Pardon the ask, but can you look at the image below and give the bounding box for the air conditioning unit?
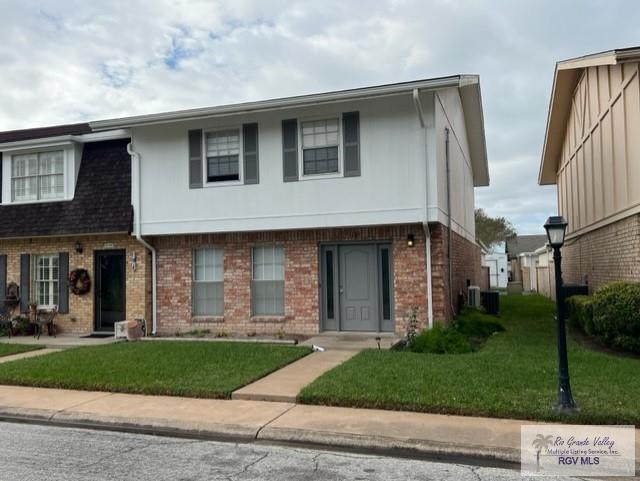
[468,286,481,308]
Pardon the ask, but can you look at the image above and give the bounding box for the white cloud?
[0,0,638,233]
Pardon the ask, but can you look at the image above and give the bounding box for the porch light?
[74,241,83,254]
[407,234,415,247]
[544,216,568,248]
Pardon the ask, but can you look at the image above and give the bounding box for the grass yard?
[0,341,310,398]
[0,343,43,358]
[299,295,640,424]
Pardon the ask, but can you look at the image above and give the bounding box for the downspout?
[445,127,454,316]
[413,88,434,329]
[127,142,157,335]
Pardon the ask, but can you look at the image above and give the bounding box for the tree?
[475,208,516,248]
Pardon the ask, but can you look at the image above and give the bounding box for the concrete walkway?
[0,385,638,467]
[0,348,61,364]
[232,350,357,402]
[0,335,117,349]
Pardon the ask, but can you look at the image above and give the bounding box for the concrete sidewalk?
[2,385,637,467]
[232,350,357,402]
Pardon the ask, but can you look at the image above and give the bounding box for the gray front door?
[339,244,378,331]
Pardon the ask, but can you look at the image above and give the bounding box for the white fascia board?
[90,76,470,130]
[0,129,131,152]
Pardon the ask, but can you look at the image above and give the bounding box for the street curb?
[0,407,521,469]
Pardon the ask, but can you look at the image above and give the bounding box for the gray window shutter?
[20,254,29,313]
[282,119,298,182]
[243,123,259,184]
[0,255,6,302]
[343,111,360,177]
[58,252,69,314]
[188,129,203,189]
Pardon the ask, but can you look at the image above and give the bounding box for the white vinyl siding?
[33,254,59,308]
[301,118,340,175]
[12,151,64,202]
[251,246,284,316]
[192,247,224,316]
[205,129,240,183]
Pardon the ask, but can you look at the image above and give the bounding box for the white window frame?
[202,126,243,187]
[298,114,343,180]
[8,148,68,204]
[192,247,224,317]
[32,254,59,309]
[251,245,285,317]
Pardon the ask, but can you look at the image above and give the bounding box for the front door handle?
[339,287,344,295]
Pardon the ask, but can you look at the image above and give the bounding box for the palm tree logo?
[532,434,554,472]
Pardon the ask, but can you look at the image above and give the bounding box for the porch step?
[232,350,357,403]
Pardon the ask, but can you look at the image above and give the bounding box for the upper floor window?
[301,118,340,175]
[206,129,240,183]
[12,151,64,202]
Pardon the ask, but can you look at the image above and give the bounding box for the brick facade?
[429,223,483,321]
[561,214,640,293]
[0,234,151,334]
[153,224,430,336]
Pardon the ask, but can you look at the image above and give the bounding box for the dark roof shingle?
[0,123,91,144]
[0,139,132,238]
[505,235,548,259]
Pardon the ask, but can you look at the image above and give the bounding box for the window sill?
[298,172,343,181]
[250,316,286,323]
[191,316,225,324]
[3,198,71,206]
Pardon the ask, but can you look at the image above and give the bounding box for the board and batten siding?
[556,61,640,237]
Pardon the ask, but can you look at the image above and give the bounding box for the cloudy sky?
[0,0,638,233]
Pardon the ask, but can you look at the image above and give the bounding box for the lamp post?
[544,216,577,412]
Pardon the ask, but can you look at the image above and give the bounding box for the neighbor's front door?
[94,250,126,332]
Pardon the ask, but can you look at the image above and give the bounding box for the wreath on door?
[69,268,91,295]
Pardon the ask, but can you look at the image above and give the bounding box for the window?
[12,151,64,202]
[192,248,224,316]
[206,129,240,182]
[33,254,59,307]
[252,246,284,316]
[301,118,340,175]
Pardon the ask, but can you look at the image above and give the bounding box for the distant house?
[539,47,640,292]
[505,235,547,290]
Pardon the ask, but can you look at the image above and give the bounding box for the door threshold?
[80,332,115,339]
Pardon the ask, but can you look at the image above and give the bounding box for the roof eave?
[90,76,467,130]
[459,79,490,187]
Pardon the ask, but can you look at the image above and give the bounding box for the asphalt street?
[0,421,580,480]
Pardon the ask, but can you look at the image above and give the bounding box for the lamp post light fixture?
[543,215,577,413]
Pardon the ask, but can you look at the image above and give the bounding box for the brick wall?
[152,224,429,336]
[0,234,150,334]
[561,214,640,293]
[429,223,482,322]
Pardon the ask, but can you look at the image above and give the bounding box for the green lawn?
[0,343,43,358]
[0,341,310,398]
[299,295,640,424]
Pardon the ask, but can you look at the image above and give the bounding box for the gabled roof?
[0,123,91,144]
[539,47,640,185]
[505,235,547,259]
[0,139,132,239]
[90,76,490,187]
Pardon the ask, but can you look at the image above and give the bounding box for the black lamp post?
[544,216,577,412]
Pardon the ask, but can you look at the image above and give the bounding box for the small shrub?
[405,306,419,345]
[13,316,34,336]
[566,295,594,334]
[408,324,473,354]
[591,281,640,353]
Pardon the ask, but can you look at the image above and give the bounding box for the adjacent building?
[1,76,489,336]
[539,47,640,292]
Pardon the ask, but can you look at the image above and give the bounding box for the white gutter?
[0,129,131,152]
[91,76,475,130]
[127,142,157,335]
[412,87,434,329]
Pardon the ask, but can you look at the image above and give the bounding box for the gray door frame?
[319,241,394,332]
